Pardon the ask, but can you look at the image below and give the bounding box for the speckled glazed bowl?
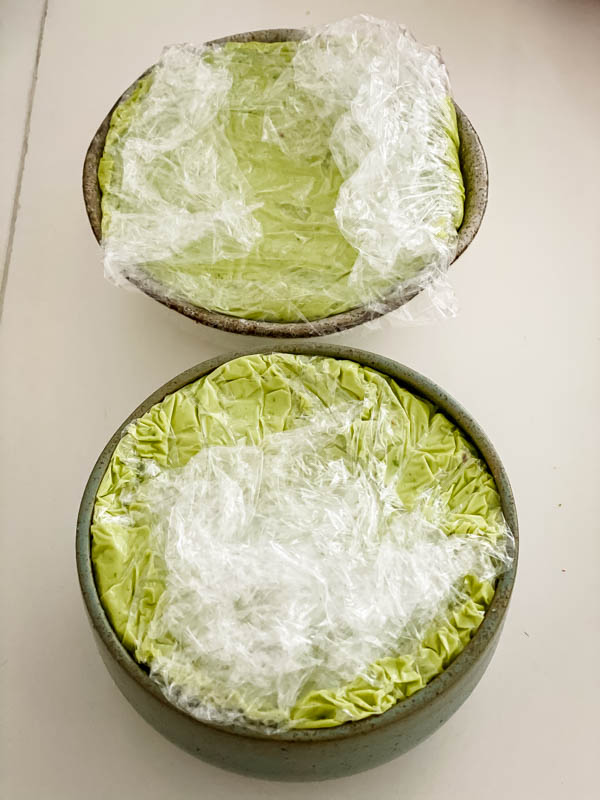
[76,344,517,781]
[82,28,488,338]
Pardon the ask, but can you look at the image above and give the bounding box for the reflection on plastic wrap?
[98,16,465,331]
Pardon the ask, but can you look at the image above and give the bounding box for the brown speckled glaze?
[82,29,488,337]
[76,345,518,781]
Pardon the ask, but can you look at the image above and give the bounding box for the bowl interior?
[76,344,517,743]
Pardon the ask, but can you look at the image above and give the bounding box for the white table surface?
[1,1,599,797]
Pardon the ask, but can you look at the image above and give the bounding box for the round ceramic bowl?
[76,344,517,781]
[83,28,488,338]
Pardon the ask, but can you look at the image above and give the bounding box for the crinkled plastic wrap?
[98,16,464,327]
[91,354,513,731]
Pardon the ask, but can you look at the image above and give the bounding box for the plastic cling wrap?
[91,354,513,731]
[98,16,465,326]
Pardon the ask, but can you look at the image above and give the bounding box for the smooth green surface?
[91,353,506,728]
[98,41,464,322]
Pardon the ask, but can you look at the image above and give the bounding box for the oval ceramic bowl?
[83,28,488,338]
[76,344,517,781]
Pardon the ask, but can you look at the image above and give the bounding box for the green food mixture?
[98,42,464,322]
[91,354,507,728]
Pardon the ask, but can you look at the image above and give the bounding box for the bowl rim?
[82,27,489,338]
[76,343,518,743]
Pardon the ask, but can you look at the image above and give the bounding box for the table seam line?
[0,0,50,323]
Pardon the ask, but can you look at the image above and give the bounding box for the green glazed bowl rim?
[76,344,518,743]
[82,27,489,339]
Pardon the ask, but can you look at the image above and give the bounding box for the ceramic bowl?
[82,28,488,338]
[76,344,517,781]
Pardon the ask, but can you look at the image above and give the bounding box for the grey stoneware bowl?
[76,344,518,782]
[82,28,489,338]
